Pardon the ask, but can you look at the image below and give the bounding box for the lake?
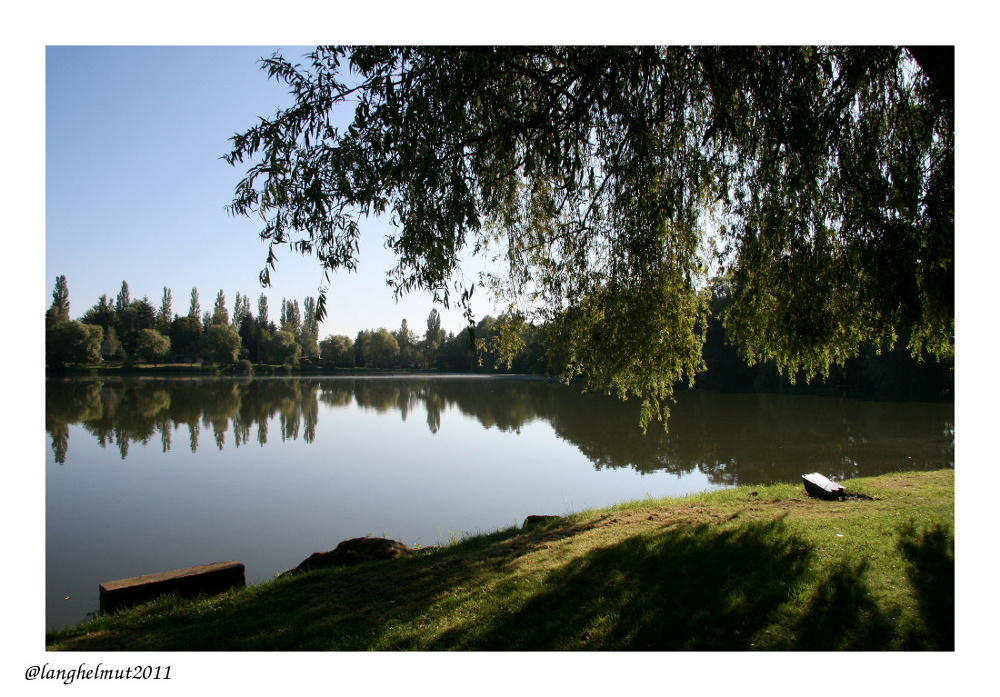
[45,375,954,630]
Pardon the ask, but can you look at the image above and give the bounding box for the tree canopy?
[136,328,171,366]
[201,323,242,365]
[263,329,301,365]
[226,46,953,428]
[46,321,103,368]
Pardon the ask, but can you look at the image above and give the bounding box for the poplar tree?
[233,291,250,327]
[425,309,445,348]
[280,298,302,333]
[46,275,71,327]
[115,280,130,317]
[212,290,229,325]
[300,296,319,357]
[302,296,319,338]
[257,293,270,329]
[158,287,173,332]
[189,287,201,319]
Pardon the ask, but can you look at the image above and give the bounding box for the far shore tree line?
[45,274,951,401]
[43,275,539,373]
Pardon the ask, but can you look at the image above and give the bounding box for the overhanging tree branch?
[225,45,953,429]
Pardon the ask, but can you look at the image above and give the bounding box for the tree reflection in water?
[46,376,953,486]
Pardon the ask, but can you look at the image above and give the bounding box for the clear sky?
[45,45,492,340]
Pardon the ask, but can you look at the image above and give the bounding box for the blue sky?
[46,45,490,340]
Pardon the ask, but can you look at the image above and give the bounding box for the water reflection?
[46,376,953,486]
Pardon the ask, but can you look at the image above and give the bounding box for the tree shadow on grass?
[53,520,812,651]
[433,516,817,650]
[773,558,897,650]
[895,520,954,650]
[434,515,915,650]
[49,514,949,651]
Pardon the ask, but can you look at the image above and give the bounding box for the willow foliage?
[225,46,953,429]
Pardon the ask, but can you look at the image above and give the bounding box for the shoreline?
[46,469,955,651]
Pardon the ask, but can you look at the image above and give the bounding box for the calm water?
[45,375,954,630]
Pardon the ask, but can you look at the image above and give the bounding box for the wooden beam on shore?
[99,561,245,614]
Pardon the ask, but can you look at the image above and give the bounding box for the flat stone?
[99,561,245,614]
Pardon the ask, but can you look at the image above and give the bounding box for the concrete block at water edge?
[99,560,245,614]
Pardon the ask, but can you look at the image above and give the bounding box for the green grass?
[46,470,954,651]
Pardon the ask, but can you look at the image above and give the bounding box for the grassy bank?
[46,470,954,651]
